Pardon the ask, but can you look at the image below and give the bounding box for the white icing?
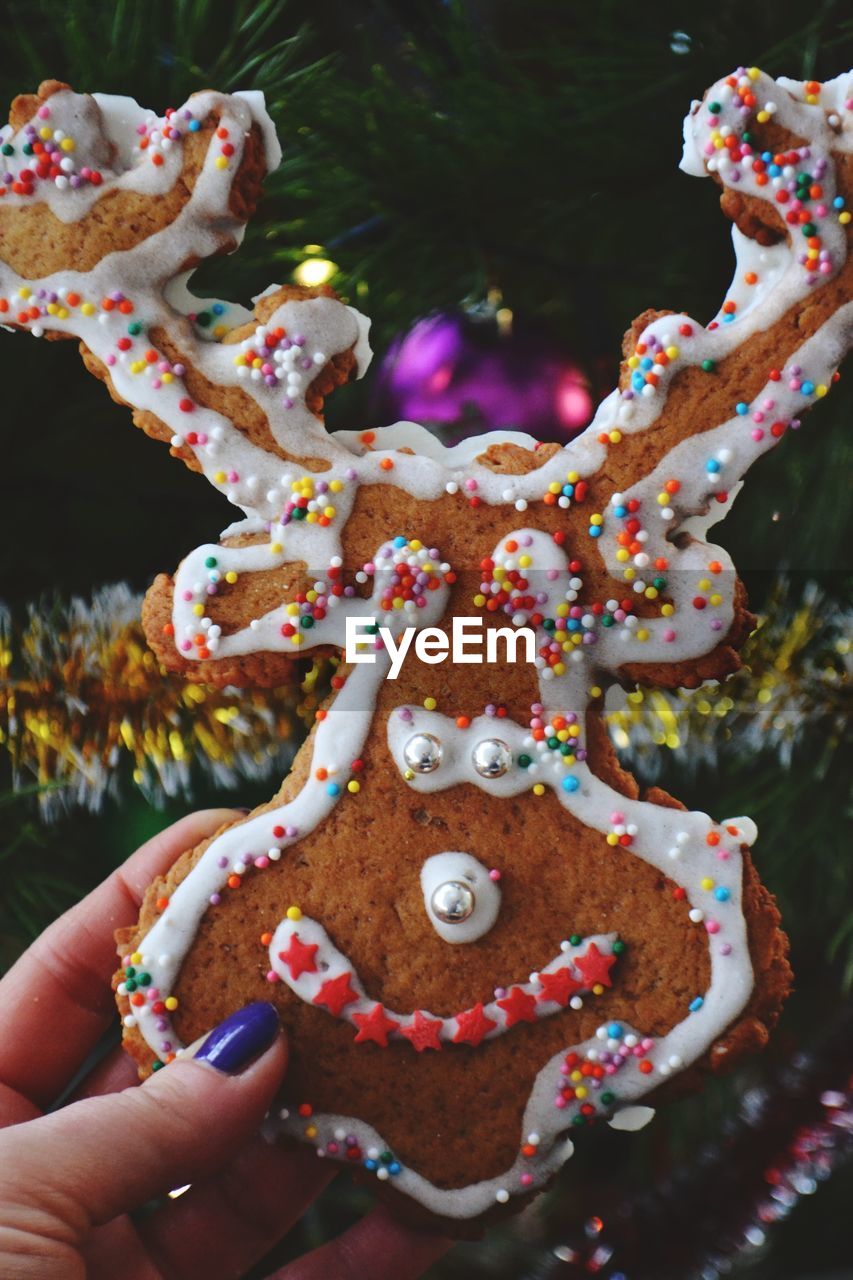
[420,851,502,944]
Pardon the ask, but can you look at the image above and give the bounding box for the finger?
[65,1045,139,1105]
[0,807,242,1112]
[271,1205,452,1280]
[138,1136,335,1278]
[0,1005,286,1230]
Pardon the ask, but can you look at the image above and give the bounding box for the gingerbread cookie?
[3,68,851,1230]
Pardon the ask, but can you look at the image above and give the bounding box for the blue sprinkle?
[567,618,580,632]
[801,380,815,395]
[833,196,845,209]
[326,782,341,797]
[761,151,772,163]
[631,372,645,391]
[607,1022,623,1039]
[714,887,731,902]
[393,535,407,548]
[614,505,627,518]
[389,1162,401,1175]
[188,118,201,132]
[212,302,225,315]
[364,1159,377,1171]
[562,484,574,497]
[767,162,780,176]
[705,459,720,473]
[588,526,602,538]
[689,996,704,1013]
[562,776,580,793]
[723,313,735,323]
[735,402,749,415]
[640,357,654,371]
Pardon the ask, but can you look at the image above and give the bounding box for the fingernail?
[236,806,252,814]
[195,1002,279,1073]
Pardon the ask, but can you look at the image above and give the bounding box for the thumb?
[4,1002,286,1229]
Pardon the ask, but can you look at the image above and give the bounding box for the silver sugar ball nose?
[430,879,475,924]
[471,737,512,778]
[403,732,443,773]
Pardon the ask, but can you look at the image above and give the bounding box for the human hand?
[0,810,451,1279]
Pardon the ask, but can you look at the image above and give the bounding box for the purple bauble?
[371,309,594,443]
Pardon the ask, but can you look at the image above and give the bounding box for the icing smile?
[269,911,621,1049]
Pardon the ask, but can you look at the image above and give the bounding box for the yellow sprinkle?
[533,783,545,796]
[225,570,238,584]
[665,345,679,359]
[39,127,52,140]
[636,628,649,642]
[590,513,603,526]
[162,372,173,383]
[286,602,298,616]
[330,479,343,492]
[81,302,95,315]
[816,384,828,397]
[839,211,851,225]
[644,587,658,600]
[473,594,486,608]
[747,66,760,80]
[756,110,770,123]
[60,137,75,152]
[606,833,619,846]
[616,548,629,563]
[657,492,670,506]
[518,554,532,568]
[165,996,179,1011]
[548,482,561,495]
[589,686,602,699]
[291,634,303,646]
[404,768,415,781]
[575,1086,588,1099]
[424,696,437,711]
[592,984,604,996]
[18,287,31,299]
[270,542,283,554]
[214,470,226,484]
[623,568,635,581]
[661,603,675,617]
[130,951,143,965]
[286,905,302,921]
[323,506,336,519]
[566,470,579,483]
[347,780,360,794]
[410,539,423,551]
[698,578,711,591]
[215,156,228,169]
[701,877,714,891]
[627,356,640,369]
[305,1124,318,1139]
[192,604,204,617]
[608,430,622,444]
[710,593,722,606]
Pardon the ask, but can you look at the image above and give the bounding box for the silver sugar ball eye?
[403,732,443,773]
[472,738,512,778]
[430,880,476,924]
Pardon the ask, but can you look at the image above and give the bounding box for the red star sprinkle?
[312,972,359,1016]
[496,986,538,1027]
[452,1002,497,1047]
[352,1003,400,1047]
[277,933,319,980]
[536,967,582,1006]
[399,1010,444,1052]
[575,942,617,989]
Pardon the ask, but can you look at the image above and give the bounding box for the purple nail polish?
[195,1002,279,1073]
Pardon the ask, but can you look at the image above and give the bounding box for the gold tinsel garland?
[0,581,848,818]
[0,585,325,818]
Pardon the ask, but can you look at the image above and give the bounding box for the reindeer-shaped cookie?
[1,69,850,1226]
